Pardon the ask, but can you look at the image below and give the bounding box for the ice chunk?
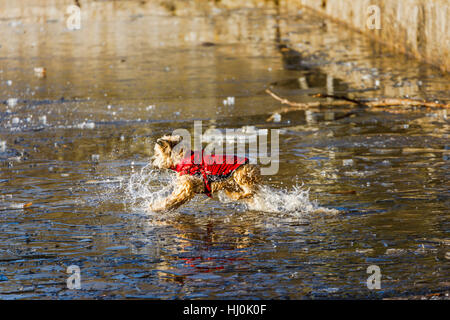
[39,115,47,125]
[7,98,18,107]
[343,159,354,166]
[91,154,100,162]
[272,113,281,122]
[34,67,46,78]
[86,122,95,129]
[77,121,95,129]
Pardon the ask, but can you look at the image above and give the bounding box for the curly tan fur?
[150,135,261,212]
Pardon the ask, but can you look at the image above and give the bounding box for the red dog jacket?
[170,151,249,197]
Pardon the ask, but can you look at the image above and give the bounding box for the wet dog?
[150,135,260,212]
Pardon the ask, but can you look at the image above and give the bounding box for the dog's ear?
[156,135,183,150]
[170,135,183,146]
[158,135,183,148]
[156,138,170,150]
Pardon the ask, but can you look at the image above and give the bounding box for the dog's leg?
[150,176,195,212]
[227,165,260,200]
[224,183,257,200]
[230,186,255,200]
[225,189,246,200]
[240,184,257,199]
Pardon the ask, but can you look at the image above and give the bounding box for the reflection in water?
[270,74,349,95]
[0,0,449,299]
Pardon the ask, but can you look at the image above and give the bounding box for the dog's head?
[152,134,186,169]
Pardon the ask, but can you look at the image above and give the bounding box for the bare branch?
[265,89,449,121]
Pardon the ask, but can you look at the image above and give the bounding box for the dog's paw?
[148,203,166,213]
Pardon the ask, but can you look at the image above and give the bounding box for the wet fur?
[150,135,261,212]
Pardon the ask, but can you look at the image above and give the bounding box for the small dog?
[150,135,261,212]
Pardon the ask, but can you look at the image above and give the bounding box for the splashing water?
[125,164,177,212]
[220,184,339,216]
[124,165,338,215]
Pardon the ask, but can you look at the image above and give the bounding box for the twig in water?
[265,89,449,121]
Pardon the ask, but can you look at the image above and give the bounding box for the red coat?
[171,151,249,197]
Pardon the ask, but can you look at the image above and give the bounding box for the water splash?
[125,164,177,212]
[222,184,339,216]
[124,165,338,216]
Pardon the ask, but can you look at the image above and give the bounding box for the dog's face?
[152,135,185,169]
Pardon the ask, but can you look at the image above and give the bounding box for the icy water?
[0,2,449,299]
